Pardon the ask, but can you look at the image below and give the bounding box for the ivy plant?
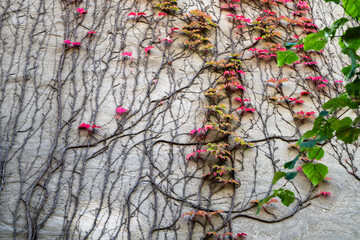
[258,0,360,214]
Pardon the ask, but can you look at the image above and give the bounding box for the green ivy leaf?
[317,127,334,140]
[285,42,299,50]
[322,93,350,112]
[299,139,318,149]
[342,64,359,80]
[303,18,348,51]
[336,126,360,143]
[343,0,360,19]
[319,110,329,117]
[348,100,360,109]
[328,18,349,40]
[285,171,298,181]
[341,117,353,126]
[341,27,360,50]
[257,188,296,213]
[284,153,301,169]
[324,0,340,4]
[276,50,299,66]
[272,172,286,184]
[256,193,275,215]
[353,116,360,126]
[331,117,353,132]
[302,163,328,186]
[276,189,295,207]
[340,47,360,81]
[331,119,341,131]
[312,116,327,134]
[303,31,328,51]
[345,77,360,97]
[307,146,325,160]
[301,130,316,140]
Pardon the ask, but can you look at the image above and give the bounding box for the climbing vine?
[0,0,359,239]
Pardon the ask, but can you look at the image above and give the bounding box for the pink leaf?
[122,51,132,57]
[144,46,154,53]
[204,125,213,130]
[116,106,128,114]
[319,191,331,197]
[63,39,71,45]
[162,37,173,43]
[237,70,245,75]
[170,27,180,32]
[72,42,81,47]
[237,233,247,238]
[88,31,97,36]
[300,91,310,96]
[78,123,90,130]
[76,8,87,15]
[189,129,198,135]
[116,106,128,119]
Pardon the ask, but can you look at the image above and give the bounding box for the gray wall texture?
[0,0,359,239]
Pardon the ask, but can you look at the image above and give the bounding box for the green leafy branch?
[258,0,360,214]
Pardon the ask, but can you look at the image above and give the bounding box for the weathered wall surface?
[0,0,359,239]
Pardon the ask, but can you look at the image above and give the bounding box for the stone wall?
[0,0,359,239]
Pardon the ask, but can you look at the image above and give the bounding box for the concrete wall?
[0,0,359,239]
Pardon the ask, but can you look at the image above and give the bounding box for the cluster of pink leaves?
[334,80,343,85]
[292,55,319,65]
[127,12,147,18]
[249,47,286,61]
[234,98,251,105]
[303,61,318,65]
[270,96,305,105]
[186,149,207,160]
[78,123,101,133]
[221,3,240,10]
[63,8,97,47]
[295,44,304,49]
[226,13,251,29]
[236,106,255,114]
[208,231,247,239]
[162,37,173,44]
[120,11,178,59]
[318,191,331,197]
[306,76,330,89]
[63,39,81,47]
[288,98,304,104]
[121,51,132,57]
[297,1,311,10]
[189,125,214,135]
[78,107,128,134]
[76,8,87,15]
[203,170,226,177]
[294,110,316,120]
[292,10,309,16]
[121,45,156,59]
[226,81,246,91]
[262,9,276,15]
